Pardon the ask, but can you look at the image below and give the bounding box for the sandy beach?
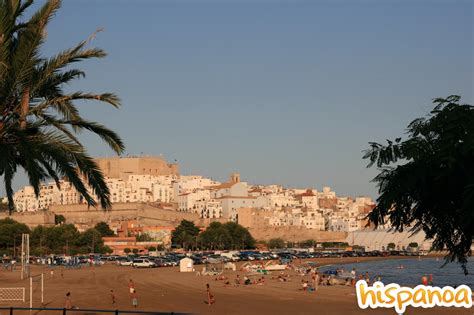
[0,257,470,315]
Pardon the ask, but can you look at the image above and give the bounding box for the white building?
[301,211,326,230]
[296,189,319,210]
[177,189,210,212]
[328,217,360,232]
[173,176,219,197]
[195,199,223,219]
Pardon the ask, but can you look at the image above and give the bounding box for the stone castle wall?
[0,211,55,228]
[49,203,199,229]
[95,156,179,178]
[237,207,347,242]
[249,227,347,242]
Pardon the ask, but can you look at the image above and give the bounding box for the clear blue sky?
[2,0,473,199]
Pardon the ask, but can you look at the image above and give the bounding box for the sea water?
[319,257,474,289]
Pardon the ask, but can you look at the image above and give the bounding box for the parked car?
[190,256,203,265]
[118,257,133,266]
[151,258,167,267]
[132,259,156,268]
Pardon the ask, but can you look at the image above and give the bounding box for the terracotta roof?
[206,182,236,190]
[299,189,315,197]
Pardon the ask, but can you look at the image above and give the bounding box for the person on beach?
[313,272,319,291]
[301,280,307,291]
[132,289,138,308]
[206,284,215,306]
[110,289,116,305]
[234,274,241,286]
[128,279,135,297]
[65,292,72,309]
[351,278,356,287]
[351,268,356,277]
[244,276,250,285]
[421,275,428,285]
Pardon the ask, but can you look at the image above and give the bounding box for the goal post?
[29,273,44,308]
[0,288,25,302]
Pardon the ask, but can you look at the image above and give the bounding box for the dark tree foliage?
[268,238,285,249]
[0,202,8,212]
[199,222,255,250]
[0,218,30,255]
[387,242,396,250]
[171,220,200,250]
[29,223,107,255]
[363,95,474,274]
[300,239,316,248]
[94,222,115,237]
[54,214,65,225]
[136,233,153,242]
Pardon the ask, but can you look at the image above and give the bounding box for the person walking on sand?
[110,289,116,305]
[131,289,138,308]
[206,284,215,306]
[65,292,72,309]
[128,279,135,297]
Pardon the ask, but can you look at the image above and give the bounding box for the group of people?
[271,271,292,282]
[356,271,382,285]
[65,279,139,310]
[215,273,268,287]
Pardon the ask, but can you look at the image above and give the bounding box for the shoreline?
[292,254,440,269]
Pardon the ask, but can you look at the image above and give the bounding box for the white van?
[221,252,240,261]
[132,259,155,268]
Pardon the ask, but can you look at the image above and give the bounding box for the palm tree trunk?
[19,87,30,129]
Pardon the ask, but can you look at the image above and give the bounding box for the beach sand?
[0,257,470,315]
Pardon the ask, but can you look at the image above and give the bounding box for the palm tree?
[0,0,124,214]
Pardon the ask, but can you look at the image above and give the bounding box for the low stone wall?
[49,203,200,228]
[248,226,347,242]
[0,211,55,228]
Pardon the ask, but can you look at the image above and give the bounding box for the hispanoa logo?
[355,280,472,314]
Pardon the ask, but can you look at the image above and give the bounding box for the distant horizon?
[1,0,472,200]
